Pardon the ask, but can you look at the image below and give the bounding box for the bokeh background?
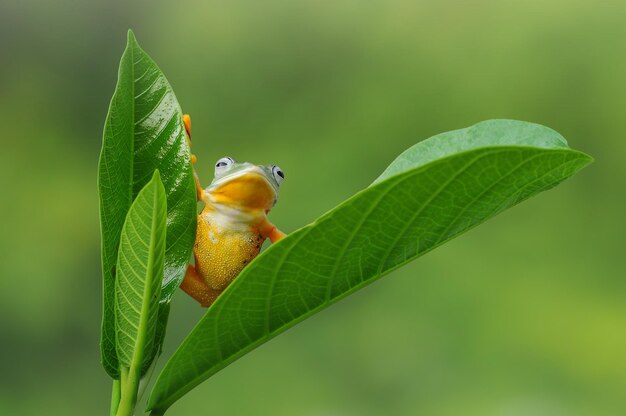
[1,0,625,414]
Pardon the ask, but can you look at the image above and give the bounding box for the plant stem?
[110,379,121,416]
[116,366,140,416]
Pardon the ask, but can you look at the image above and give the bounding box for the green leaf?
[147,120,592,413]
[98,30,197,378]
[115,170,166,373]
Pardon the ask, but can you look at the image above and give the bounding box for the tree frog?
[180,115,287,307]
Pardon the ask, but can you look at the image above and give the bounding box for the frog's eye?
[215,156,235,175]
[272,165,285,185]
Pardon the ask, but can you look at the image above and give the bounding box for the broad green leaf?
[148,120,592,413]
[115,170,166,372]
[98,30,196,378]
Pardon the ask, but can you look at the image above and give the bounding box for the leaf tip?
[126,29,143,52]
[580,153,595,171]
[150,169,167,198]
[127,29,137,44]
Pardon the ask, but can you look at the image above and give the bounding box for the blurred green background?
[1,0,624,414]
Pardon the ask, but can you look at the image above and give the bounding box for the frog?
[179,114,287,307]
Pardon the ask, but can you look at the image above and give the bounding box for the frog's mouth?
[208,170,278,211]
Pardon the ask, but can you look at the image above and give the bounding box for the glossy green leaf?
[115,170,166,373]
[98,31,196,378]
[147,120,592,413]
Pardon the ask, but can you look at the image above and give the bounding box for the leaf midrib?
[128,39,135,228]
[127,180,160,374]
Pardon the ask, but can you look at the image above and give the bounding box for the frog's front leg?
[259,218,287,243]
[179,264,222,307]
[182,114,205,202]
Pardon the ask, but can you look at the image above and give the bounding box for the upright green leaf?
[98,30,197,378]
[115,170,166,373]
[147,120,592,413]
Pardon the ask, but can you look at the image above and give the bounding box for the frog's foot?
[180,264,222,308]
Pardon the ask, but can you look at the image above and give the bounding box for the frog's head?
[206,157,284,212]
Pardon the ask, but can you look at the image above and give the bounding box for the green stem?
[116,366,140,416]
[110,379,121,416]
[149,410,165,416]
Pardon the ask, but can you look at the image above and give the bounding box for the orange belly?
[193,214,265,291]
